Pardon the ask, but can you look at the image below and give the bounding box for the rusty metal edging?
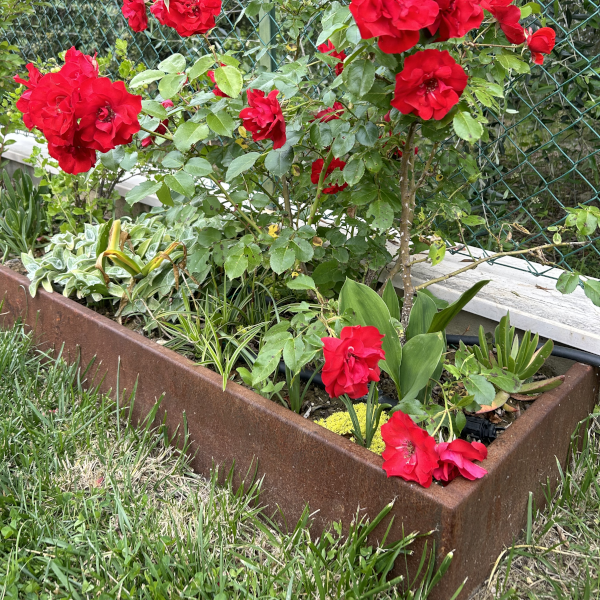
[0,265,597,599]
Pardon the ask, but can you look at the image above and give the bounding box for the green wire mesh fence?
[4,0,600,282]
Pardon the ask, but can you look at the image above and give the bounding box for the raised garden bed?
[1,264,597,599]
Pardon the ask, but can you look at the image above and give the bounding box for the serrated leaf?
[556,271,579,295]
[584,280,600,306]
[342,59,375,97]
[453,112,484,143]
[464,374,496,406]
[343,157,365,185]
[158,53,186,73]
[130,70,165,88]
[265,146,294,176]
[332,132,355,158]
[158,73,187,99]
[226,152,260,181]
[283,337,305,372]
[173,122,209,151]
[286,275,316,290]
[184,157,213,177]
[270,246,295,274]
[213,66,243,98]
[142,100,167,119]
[188,55,215,80]
[156,182,173,207]
[125,181,162,206]
[165,172,195,197]
[497,54,530,74]
[206,111,235,136]
[225,250,248,279]
[366,199,394,230]
[356,122,379,146]
[310,122,332,149]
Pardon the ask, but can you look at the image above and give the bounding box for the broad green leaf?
[184,157,213,177]
[206,111,235,136]
[428,280,490,333]
[453,112,484,143]
[99,147,124,171]
[465,374,496,406]
[366,199,394,230]
[343,157,365,185]
[286,275,316,290]
[283,337,306,372]
[270,246,296,274]
[196,227,222,247]
[173,122,209,151]
[226,152,260,181]
[142,100,167,119]
[225,250,248,279]
[291,238,314,262]
[130,70,165,88]
[162,151,184,168]
[188,55,215,80]
[158,73,187,99]
[382,280,400,322]
[120,151,138,171]
[356,122,379,147]
[407,291,437,340]
[265,146,294,176]
[428,241,446,266]
[310,122,332,149]
[342,59,375,97]
[497,54,530,74]
[156,182,174,207]
[158,53,186,73]
[339,278,401,389]
[399,333,445,402]
[165,172,195,198]
[125,181,161,206]
[251,334,291,386]
[332,132,355,158]
[213,66,243,98]
[556,271,579,295]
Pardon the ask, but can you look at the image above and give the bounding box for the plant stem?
[307,149,334,227]
[281,175,293,227]
[413,242,585,291]
[141,126,173,141]
[207,175,262,235]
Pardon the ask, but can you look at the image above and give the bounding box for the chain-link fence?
[5,0,600,282]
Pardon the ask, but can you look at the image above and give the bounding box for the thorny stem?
[413,242,586,291]
[281,175,293,227]
[141,126,173,141]
[307,149,334,227]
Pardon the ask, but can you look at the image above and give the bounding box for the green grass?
[0,323,457,599]
[473,413,600,600]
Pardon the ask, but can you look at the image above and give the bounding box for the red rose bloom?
[150,0,222,36]
[349,0,440,54]
[239,89,287,149]
[48,137,97,175]
[13,63,42,130]
[433,439,488,482]
[526,27,555,65]
[428,0,483,41]
[207,66,229,97]
[317,40,347,76]
[61,47,99,86]
[481,0,525,44]
[122,0,149,31]
[28,72,78,144]
[381,411,439,488]
[391,49,468,120]
[76,78,142,153]
[311,158,348,195]
[321,325,385,399]
[312,102,344,123]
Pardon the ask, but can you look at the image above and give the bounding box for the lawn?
[0,323,453,599]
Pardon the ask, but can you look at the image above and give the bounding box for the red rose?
[150,0,222,36]
[207,65,230,97]
[526,27,555,65]
[61,47,99,86]
[312,102,344,123]
[481,0,525,44]
[428,0,483,41]
[76,78,142,153]
[122,0,148,31]
[321,325,385,399]
[433,439,488,482]
[391,49,468,120]
[239,89,287,149]
[349,0,439,54]
[317,40,346,76]
[381,411,439,488]
[311,158,348,194]
[48,138,97,175]
[28,72,78,144]
[13,63,42,130]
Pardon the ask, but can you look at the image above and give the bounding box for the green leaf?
[226,152,260,182]
[184,157,213,177]
[283,337,306,372]
[173,122,209,151]
[286,275,316,290]
[130,69,165,88]
[225,250,248,279]
[366,199,394,230]
[464,374,496,406]
[497,54,530,74]
[99,147,125,171]
[156,182,173,206]
[213,66,243,98]
[453,112,484,143]
[332,132,355,158]
[270,247,296,274]
[356,122,379,147]
[265,146,294,176]
[339,278,402,390]
[584,280,600,307]
[251,334,291,386]
[125,181,162,206]
[188,55,215,80]
[399,333,445,402]
[343,157,365,185]
[428,280,490,334]
[382,280,400,322]
[196,227,222,247]
[158,53,186,73]
[342,59,375,97]
[142,100,167,119]
[428,241,446,266]
[556,272,579,295]
[310,122,332,150]
[162,151,184,168]
[158,73,187,99]
[164,172,195,198]
[407,292,437,340]
[206,111,235,137]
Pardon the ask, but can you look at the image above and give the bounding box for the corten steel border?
[0,265,597,599]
